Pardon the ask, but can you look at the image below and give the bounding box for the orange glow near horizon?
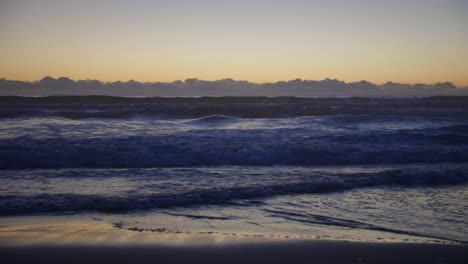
[1,0,468,87]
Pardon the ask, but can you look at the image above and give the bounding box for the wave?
[441,124,468,134]
[0,136,468,169]
[1,96,468,119]
[183,115,240,126]
[0,166,466,215]
[262,209,467,243]
[1,127,467,169]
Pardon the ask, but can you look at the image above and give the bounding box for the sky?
[1,0,468,86]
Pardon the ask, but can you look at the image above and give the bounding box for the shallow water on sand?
[1,165,466,243]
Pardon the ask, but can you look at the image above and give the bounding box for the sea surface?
[0,96,467,243]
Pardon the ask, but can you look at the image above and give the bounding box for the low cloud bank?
[1,77,467,97]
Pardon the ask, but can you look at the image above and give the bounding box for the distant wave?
[183,115,240,126]
[0,165,466,215]
[1,96,468,119]
[443,124,468,133]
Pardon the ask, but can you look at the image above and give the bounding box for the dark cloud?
[0,77,466,97]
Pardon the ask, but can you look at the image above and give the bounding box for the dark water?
[0,96,467,242]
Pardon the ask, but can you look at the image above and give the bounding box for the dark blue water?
[0,96,467,242]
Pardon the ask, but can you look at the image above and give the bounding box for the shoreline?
[1,214,467,263]
[0,213,462,247]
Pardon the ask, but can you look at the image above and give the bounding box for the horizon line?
[1,76,466,89]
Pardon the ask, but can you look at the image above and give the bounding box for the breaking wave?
[1,125,468,169]
[0,165,467,215]
[183,115,240,126]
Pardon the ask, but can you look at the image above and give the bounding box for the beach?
[1,215,467,264]
[1,214,467,264]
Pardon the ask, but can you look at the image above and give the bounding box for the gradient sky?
[1,0,468,85]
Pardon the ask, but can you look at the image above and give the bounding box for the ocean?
[0,96,467,243]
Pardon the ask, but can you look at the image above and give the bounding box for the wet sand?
[1,216,467,264]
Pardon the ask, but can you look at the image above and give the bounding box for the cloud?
[0,77,466,97]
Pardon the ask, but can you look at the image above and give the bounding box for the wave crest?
[0,165,466,215]
[184,115,239,126]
